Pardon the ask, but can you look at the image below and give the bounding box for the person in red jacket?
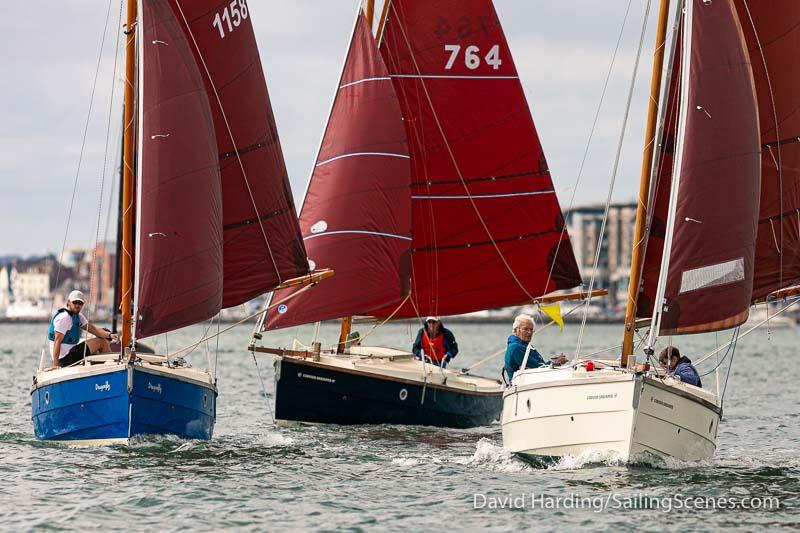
[412,317,458,368]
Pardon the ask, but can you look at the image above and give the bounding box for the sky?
[0,0,669,256]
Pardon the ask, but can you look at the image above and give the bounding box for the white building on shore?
[564,202,636,310]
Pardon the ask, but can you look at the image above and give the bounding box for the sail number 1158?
[212,0,249,39]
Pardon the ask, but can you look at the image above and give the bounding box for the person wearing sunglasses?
[46,290,118,370]
[412,316,459,368]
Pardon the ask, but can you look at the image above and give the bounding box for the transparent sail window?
[679,258,744,294]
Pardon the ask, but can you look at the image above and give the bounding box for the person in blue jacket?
[504,314,566,382]
[659,346,702,387]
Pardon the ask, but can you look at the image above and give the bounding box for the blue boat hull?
[274,356,502,428]
[32,364,216,443]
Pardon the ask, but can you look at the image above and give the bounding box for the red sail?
[373,0,581,318]
[266,14,412,330]
[636,24,683,320]
[654,0,760,335]
[734,1,800,300]
[169,1,308,308]
[135,0,223,338]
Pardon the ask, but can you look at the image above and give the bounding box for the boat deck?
[286,345,502,394]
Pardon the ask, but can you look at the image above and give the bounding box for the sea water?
[1,321,797,530]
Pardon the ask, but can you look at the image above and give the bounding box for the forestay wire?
[50,0,118,319]
[542,0,636,295]
[575,0,653,358]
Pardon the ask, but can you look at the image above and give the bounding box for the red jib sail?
[649,0,760,335]
[169,0,308,308]
[373,0,581,318]
[135,0,224,338]
[734,1,800,301]
[266,14,412,330]
[266,2,581,330]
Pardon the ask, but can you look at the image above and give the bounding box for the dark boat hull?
[274,356,502,428]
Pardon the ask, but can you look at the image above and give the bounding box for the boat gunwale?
[279,354,503,396]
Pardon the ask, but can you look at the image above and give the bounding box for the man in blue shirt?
[504,314,565,382]
[659,346,702,387]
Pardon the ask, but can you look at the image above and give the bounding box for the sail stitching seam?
[173,1,282,283]
[390,4,535,303]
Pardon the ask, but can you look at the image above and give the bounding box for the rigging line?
[741,0,783,292]
[120,24,137,311]
[167,281,319,358]
[543,0,637,295]
[50,0,117,320]
[251,350,275,423]
[214,315,220,381]
[385,21,441,315]
[311,293,412,351]
[407,294,445,391]
[720,327,739,405]
[698,327,737,378]
[90,0,126,313]
[693,295,800,367]
[628,34,681,320]
[576,0,653,358]
[390,6,533,303]
[465,300,587,373]
[173,2,282,283]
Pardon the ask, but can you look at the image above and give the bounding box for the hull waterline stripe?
[389,74,519,80]
[339,76,391,89]
[304,230,412,241]
[316,152,410,167]
[412,190,555,200]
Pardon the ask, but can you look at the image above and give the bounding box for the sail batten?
[134,0,224,338]
[265,13,413,331]
[374,0,581,319]
[266,1,581,331]
[133,0,308,339]
[170,0,308,309]
[735,0,800,301]
[643,0,761,337]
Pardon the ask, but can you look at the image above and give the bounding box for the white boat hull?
[502,366,721,463]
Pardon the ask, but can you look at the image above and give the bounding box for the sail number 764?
[444,44,502,70]
[212,0,249,39]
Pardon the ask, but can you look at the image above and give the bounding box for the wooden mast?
[621,0,672,366]
[120,0,137,349]
[365,0,375,28]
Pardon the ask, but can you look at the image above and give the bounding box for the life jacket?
[422,329,447,362]
[48,308,82,345]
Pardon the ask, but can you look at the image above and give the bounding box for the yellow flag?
[540,303,564,331]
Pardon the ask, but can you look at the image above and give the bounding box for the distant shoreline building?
[564,202,636,310]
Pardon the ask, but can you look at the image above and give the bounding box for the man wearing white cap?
[412,316,458,368]
[46,290,117,369]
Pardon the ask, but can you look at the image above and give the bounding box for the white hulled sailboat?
[503,0,800,462]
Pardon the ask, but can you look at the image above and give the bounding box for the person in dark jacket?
[412,317,458,368]
[504,314,566,382]
[659,346,702,387]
